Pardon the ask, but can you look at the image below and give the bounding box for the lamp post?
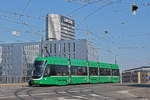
[114,54,122,84]
[115,55,118,64]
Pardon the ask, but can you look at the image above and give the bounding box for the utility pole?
[115,55,117,64]
[120,66,123,85]
[41,33,44,57]
[114,55,122,84]
[68,52,71,84]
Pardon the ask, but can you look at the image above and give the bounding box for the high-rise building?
[46,14,75,41]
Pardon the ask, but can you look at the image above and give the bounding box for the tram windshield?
[32,61,45,79]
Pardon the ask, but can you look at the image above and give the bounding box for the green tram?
[29,57,120,86]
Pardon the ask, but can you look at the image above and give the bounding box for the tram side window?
[71,66,87,76]
[105,68,111,76]
[44,64,69,76]
[50,65,56,76]
[100,68,104,76]
[100,68,111,76]
[55,65,69,76]
[112,69,120,76]
[71,66,78,75]
[89,67,98,76]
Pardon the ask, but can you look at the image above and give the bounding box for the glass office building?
[0,42,40,83]
[0,39,99,83]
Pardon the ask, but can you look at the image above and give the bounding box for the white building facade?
[46,14,75,41]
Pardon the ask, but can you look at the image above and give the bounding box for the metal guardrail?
[0,76,31,84]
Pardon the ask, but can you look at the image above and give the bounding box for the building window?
[58,44,61,56]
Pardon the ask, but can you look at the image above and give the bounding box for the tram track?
[67,86,109,100]
[13,84,123,100]
[82,84,123,100]
[14,87,42,100]
[53,84,124,100]
[14,86,60,100]
[1,83,149,100]
[14,87,29,100]
[90,89,122,100]
[26,88,41,100]
[53,84,119,100]
[12,84,137,100]
[54,85,87,100]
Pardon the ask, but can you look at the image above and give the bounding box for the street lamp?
[115,55,118,64]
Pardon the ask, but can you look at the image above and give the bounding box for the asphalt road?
[0,83,150,100]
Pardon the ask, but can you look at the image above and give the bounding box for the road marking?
[89,94,99,97]
[0,93,55,99]
[32,93,55,96]
[0,96,15,99]
[57,97,80,100]
[19,95,28,97]
[68,90,79,93]
[72,96,88,99]
[82,89,91,92]
[140,98,149,100]
[89,94,109,99]
[117,90,128,93]
[58,92,66,94]
[117,90,137,97]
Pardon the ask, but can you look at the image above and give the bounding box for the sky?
[0,0,150,70]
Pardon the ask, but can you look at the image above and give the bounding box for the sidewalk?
[0,83,28,87]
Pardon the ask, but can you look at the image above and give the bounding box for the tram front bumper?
[31,79,41,85]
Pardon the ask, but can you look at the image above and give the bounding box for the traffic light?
[132,4,138,15]
[104,30,108,34]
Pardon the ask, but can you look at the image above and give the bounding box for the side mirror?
[44,67,50,76]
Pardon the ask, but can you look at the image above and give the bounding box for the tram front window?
[32,61,45,79]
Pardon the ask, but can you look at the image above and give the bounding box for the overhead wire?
[76,27,115,54]
[67,0,149,54]
[67,0,104,16]
[72,0,145,54]
[67,0,121,49]
[0,16,28,26]
[0,9,44,21]
[21,0,32,15]
[0,7,45,35]
[83,0,121,20]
